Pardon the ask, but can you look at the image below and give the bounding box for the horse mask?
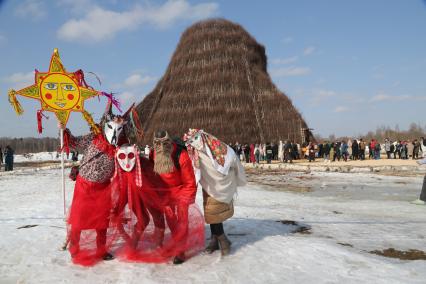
[102,102,134,146]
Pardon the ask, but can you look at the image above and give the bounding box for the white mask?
[104,117,125,146]
[187,132,204,151]
[116,145,137,172]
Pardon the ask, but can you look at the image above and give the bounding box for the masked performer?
[111,144,150,249]
[117,131,204,264]
[65,101,134,266]
[184,129,247,256]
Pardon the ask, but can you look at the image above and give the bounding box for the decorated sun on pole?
[8,48,103,133]
[7,48,112,217]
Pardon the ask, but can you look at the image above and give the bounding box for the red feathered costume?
[112,143,205,263]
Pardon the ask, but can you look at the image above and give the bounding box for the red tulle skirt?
[67,176,118,266]
[111,171,205,263]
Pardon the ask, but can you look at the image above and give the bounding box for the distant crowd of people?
[2,137,425,171]
[229,137,426,164]
[0,145,15,171]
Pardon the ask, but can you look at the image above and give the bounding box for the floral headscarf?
[183,129,234,175]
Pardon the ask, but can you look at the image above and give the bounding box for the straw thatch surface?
[136,18,312,144]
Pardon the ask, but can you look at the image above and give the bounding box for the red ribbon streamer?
[74,69,93,89]
[61,129,71,155]
[37,110,49,134]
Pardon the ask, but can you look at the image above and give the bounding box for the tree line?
[0,137,59,154]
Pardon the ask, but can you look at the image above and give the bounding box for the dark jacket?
[265,144,273,158]
[323,143,331,155]
[4,147,14,163]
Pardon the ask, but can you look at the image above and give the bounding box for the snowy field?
[13,152,81,164]
[0,168,426,283]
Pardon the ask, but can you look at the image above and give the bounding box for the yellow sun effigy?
[8,48,101,133]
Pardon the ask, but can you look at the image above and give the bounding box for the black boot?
[102,252,115,261]
[205,235,219,254]
[173,253,185,265]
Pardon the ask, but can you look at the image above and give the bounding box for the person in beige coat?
[184,129,247,256]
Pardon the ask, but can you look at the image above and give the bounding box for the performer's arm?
[65,129,93,151]
[178,151,197,204]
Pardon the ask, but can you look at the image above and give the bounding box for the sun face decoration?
[8,48,100,127]
[40,73,81,111]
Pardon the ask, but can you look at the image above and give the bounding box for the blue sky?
[0,0,425,138]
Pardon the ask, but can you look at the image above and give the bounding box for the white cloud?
[148,0,219,28]
[112,72,158,105]
[118,91,137,104]
[309,89,336,106]
[15,0,47,21]
[370,94,389,102]
[123,74,157,88]
[315,78,326,84]
[298,88,362,109]
[343,94,366,104]
[57,7,144,42]
[315,90,336,98]
[2,72,35,89]
[0,34,6,45]
[371,65,385,79]
[57,0,96,15]
[334,106,349,113]
[303,46,316,56]
[281,37,293,44]
[372,72,384,79]
[370,92,411,102]
[57,0,219,42]
[271,66,311,77]
[391,81,400,87]
[293,88,365,112]
[271,56,298,65]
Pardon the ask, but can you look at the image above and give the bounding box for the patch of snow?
[14,152,83,163]
[0,169,425,283]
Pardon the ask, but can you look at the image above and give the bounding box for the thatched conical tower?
[136,18,312,144]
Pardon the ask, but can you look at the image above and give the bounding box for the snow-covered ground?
[13,152,81,163]
[0,168,425,283]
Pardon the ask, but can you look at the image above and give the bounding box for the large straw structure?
[136,18,312,144]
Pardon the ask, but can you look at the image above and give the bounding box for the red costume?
[111,145,150,248]
[65,99,140,266]
[113,143,205,263]
[67,133,119,266]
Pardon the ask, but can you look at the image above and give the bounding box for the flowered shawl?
[183,129,235,176]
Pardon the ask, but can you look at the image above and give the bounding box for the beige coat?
[197,150,246,224]
[203,190,234,224]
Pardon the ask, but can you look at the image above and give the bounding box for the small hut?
[136,18,312,144]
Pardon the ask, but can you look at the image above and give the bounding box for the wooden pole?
[60,128,66,216]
